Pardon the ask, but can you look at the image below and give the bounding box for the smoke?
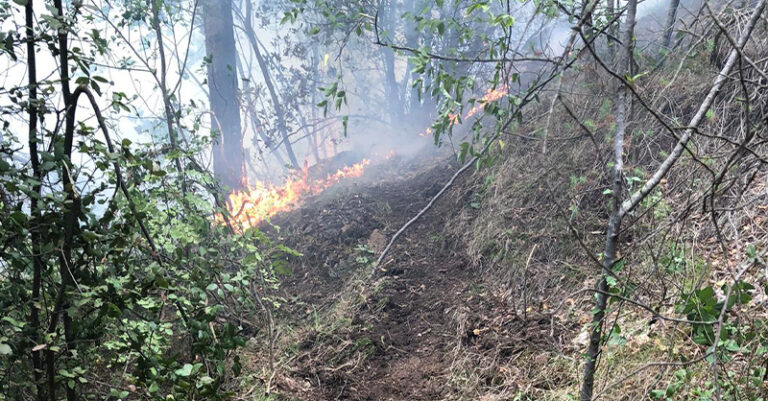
[245,0,704,181]
[637,0,669,18]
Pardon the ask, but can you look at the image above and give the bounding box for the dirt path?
[255,156,561,401]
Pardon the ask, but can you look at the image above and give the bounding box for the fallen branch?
[375,143,491,267]
[618,0,767,219]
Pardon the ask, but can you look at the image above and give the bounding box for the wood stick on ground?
[375,144,491,267]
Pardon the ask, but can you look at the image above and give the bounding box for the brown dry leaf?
[632,331,650,347]
[367,229,387,253]
[572,330,589,348]
[578,312,592,324]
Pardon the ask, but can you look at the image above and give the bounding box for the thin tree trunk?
[582,0,599,83]
[380,1,401,125]
[151,1,185,181]
[402,0,419,118]
[235,55,290,171]
[269,47,318,165]
[382,46,401,124]
[580,1,636,400]
[605,0,616,55]
[580,2,767,399]
[51,2,78,400]
[662,0,681,51]
[309,46,322,164]
[25,1,45,399]
[243,0,300,169]
[203,0,246,190]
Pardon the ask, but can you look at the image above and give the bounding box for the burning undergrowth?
[218,157,371,231]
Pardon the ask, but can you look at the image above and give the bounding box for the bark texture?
[662,0,681,50]
[580,1,636,399]
[204,0,245,190]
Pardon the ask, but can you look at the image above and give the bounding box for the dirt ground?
[248,155,568,401]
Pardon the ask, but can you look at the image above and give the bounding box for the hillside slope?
[239,136,768,401]
[235,154,580,401]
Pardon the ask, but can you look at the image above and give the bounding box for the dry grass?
[441,42,768,399]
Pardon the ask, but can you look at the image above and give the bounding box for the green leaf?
[0,343,11,355]
[175,363,194,377]
[273,260,293,276]
[198,375,214,386]
[746,243,757,259]
[466,2,490,15]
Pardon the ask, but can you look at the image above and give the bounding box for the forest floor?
[240,154,573,401]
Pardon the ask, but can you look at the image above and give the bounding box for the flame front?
[419,85,509,137]
[465,85,509,119]
[218,159,370,231]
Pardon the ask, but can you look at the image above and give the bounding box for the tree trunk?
[619,0,766,218]
[402,0,419,114]
[52,1,78,400]
[243,0,300,169]
[662,0,681,51]
[151,0,185,182]
[605,0,616,55]
[580,1,636,400]
[203,0,246,190]
[309,46,322,164]
[380,1,402,126]
[25,1,45,399]
[236,56,290,171]
[582,0,599,83]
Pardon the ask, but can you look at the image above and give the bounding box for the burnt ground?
[247,154,568,401]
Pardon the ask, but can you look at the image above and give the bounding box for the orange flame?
[465,85,509,119]
[418,85,509,137]
[218,159,370,231]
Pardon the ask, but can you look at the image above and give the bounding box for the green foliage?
[0,131,288,400]
[355,244,375,265]
[0,1,290,400]
[650,369,692,400]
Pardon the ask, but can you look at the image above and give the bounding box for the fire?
[465,85,509,118]
[418,85,509,137]
[218,159,370,231]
